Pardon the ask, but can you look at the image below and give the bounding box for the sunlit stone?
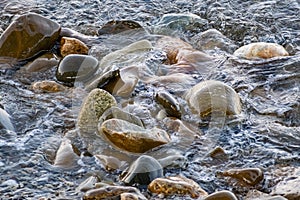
[234,42,289,59]
[221,167,264,186]
[32,80,66,93]
[203,190,238,200]
[60,36,89,57]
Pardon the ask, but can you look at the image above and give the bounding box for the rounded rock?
[185,80,242,118]
[203,190,238,200]
[234,42,289,59]
[221,167,264,186]
[56,54,98,84]
[98,20,143,35]
[60,36,89,57]
[32,80,66,93]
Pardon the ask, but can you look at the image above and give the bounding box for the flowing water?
[0,0,299,199]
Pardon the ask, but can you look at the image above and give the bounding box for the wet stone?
[234,42,289,59]
[98,106,144,128]
[99,119,170,153]
[120,155,163,185]
[60,36,89,57]
[148,176,208,198]
[220,167,264,186]
[94,154,124,171]
[76,176,99,192]
[185,80,242,118]
[83,185,146,200]
[155,90,181,118]
[53,139,79,169]
[98,20,143,35]
[245,189,288,200]
[56,54,98,84]
[25,54,58,72]
[203,190,238,200]
[31,80,66,93]
[77,88,117,132]
[0,107,14,131]
[0,13,60,61]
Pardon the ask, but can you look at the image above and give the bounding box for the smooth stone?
[148,176,208,198]
[156,36,193,64]
[203,190,238,200]
[31,80,66,93]
[246,189,288,200]
[76,176,99,192]
[98,106,144,128]
[192,29,237,53]
[0,13,60,61]
[53,139,79,169]
[120,155,163,185]
[185,80,242,118]
[94,154,125,171]
[157,154,187,169]
[0,107,14,131]
[120,192,142,200]
[271,169,300,200]
[99,119,170,153]
[233,42,289,59]
[208,146,228,160]
[83,185,146,200]
[154,13,208,35]
[77,88,117,132]
[155,90,181,118]
[221,167,264,186]
[60,36,89,57]
[25,54,58,72]
[56,54,98,84]
[98,20,143,35]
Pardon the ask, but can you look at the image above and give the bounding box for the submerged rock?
[60,36,89,57]
[0,107,14,131]
[220,167,264,186]
[0,13,60,61]
[148,176,208,198]
[53,139,79,169]
[25,54,58,72]
[94,154,125,171]
[56,54,98,84]
[120,155,163,185]
[32,80,66,93]
[155,90,181,118]
[98,20,143,35]
[99,119,170,153]
[185,80,242,118]
[203,190,238,200]
[245,189,288,200]
[76,176,99,192]
[234,42,289,59]
[83,185,147,200]
[77,88,117,132]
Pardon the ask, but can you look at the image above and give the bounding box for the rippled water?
[0,0,300,199]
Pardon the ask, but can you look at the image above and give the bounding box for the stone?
[233,42,289,59]
[76,176,99,192]
[77,88,117,132]
[120,155,163,185]
[0,13,60,61]
[271,169,300,200]
[245,189,288,200]
[98,20,143,35]
[185,80,242,118]
[155,90,181,118]
[25,54,58,72]
[203,190,238,200]
[60,36,89,57]
[0,107,14,131]
[148,176,208,198]
[157,154,187,169]
[192,29,237,53]
[94,154,124,171]
[53,139,79,169]
[31,80,66,93]
[98,106,144,127]
[99,119,170,153]
[56,54,98,84]
[221,167,264,186]
[83,185,146,200]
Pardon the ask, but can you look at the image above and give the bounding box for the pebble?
[60,36,89,57]
[157,154,187,169]
[148,176,208,198]
[185,80,242,118]
[31,80,66,93]
[53,138,79,169]
[233,42,289,59]
[25,54,59,72]
[121,155,163,185]
[83,185,147,200]
[155,90,181,118]
[94,154,125,171]
[0,13,60,61]
[99,119,170,153]
[98,20,143,35]
[56,54,99,84]
[77,88,117,132]
[245,189,288,200]
[0,107,14,131]
[220,167,264,186]
[203,190,238,200]
[76,176,99,192]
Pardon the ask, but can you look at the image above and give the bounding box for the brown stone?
[32,80,66,93]
[221,167,264,186]
[60,36,89,57]
[148,176,208,198]
[245,189,288,200]
[203,190,238,200]
[234,42,289,59]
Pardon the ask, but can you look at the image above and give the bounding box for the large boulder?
[0,13,61,61]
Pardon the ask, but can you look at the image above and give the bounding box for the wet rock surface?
[60,36,89,57]
[204,190,238,200]
[0,13,60,61]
